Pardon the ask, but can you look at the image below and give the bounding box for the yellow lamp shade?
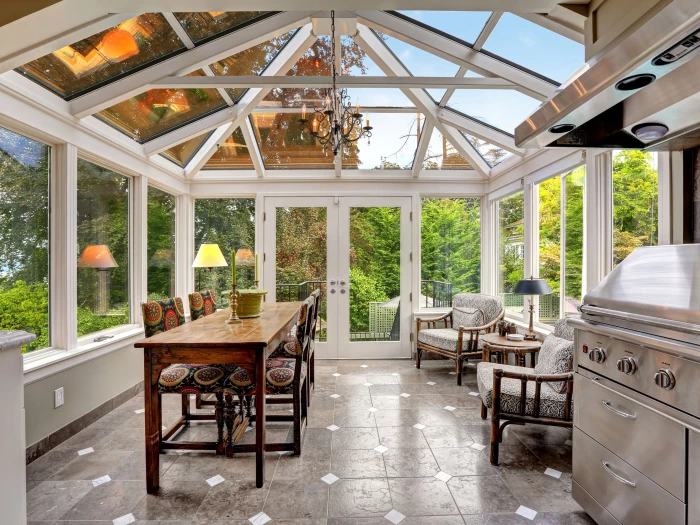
[235,248,255,266]
[78,245,118,269]
[193,244,227,268]
[100,28,140,62]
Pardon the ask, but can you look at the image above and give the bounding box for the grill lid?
[582,245,700,344]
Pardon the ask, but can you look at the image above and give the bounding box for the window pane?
[18,14,186,99]
[421,198,481,308]
[147,187,176,300]
[396,11,492,45]
[423,128,472,170]
[498,192,524,316]
[445,91,541,134]
[160,132,211,167]
[342,36,383,76]
[462,133,512,167]
[381,34,460,77]
[564,167,585,315]
[0,128,50,352]
[77,159,129,337]
[613,150,658,266]
[483,13,584,83]
[96,69,227,142]
[538,176,561,324]
[194,198,256,307]
[174,12,268,44]
[205,127,254,169]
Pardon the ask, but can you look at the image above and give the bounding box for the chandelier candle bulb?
[302,104,307,121]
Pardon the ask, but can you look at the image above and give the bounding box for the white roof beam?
[252,106,417,114]
[519,13,584,44]
[240,117,266,178]
[438,67,467,108]
[412,122,434,178]
[69,11,316,118]
[437,108,525,156]
[355,10,557,101]
[353,24,490,178]
[183,124,231,179]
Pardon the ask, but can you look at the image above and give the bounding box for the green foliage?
[147,187,176,298]
[349,267,389,332]
[0,280,49,352]
[498,192,525,293]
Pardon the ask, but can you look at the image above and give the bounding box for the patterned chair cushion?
[452,293,504,329]
[477,362,571,420]
[158,363,227,394]
[534,335,574,393]
[270,337,297,359]
[222,358,308,396]
[552,317,576,341]
[417,328,485,353]
[142,297,185,338]
[189,290,217,321]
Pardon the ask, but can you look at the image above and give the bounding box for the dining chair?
[188,290,219,410]
[141,297,229,454]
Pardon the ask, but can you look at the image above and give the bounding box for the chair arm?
[416,311,453,332]
[492,368,574,420]
[456,311,503,354]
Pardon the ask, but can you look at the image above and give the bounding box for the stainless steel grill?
[570,244,700,525]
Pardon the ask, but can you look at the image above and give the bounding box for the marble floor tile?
[59,480,147,521]
[383,449,440,478]
[331,449,386,479]
[502,473,581,513]
[193,480,269,521]
[388,477,460,516]
[26,480,94,522]
[448,475,520,515]
[377,426,429,449]
[432,448,496,477]
[264,479,329,519]
[422,426,474,449]
[331,427,380,450]
[50,450,132,481]
[328,479,393,518]
[132,479,210,520]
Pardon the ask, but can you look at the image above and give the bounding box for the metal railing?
[420,280,453,308]
[276,280,326,302]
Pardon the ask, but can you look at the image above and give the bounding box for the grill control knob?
[588,347,607,364]
[616,357,637,375]
[654,369,676,390]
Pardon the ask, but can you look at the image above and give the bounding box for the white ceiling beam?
[437,108,525,156]
[240,117,266,178]
[355,10,558,101]
[69,11,316,118]
[438,67,467,108]
[183,124,231,179]
[519,13,584,44]
[252,106,417,114]
[150,75,516,89]
[353,24,490,178]
[412,122,433,178]
[183,26,319,177]
[473,12,502,51]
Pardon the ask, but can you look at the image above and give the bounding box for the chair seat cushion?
[269,337,297,359]
[222,358,307,396]
[158,363,226,394]
[476,362,571,420]
[534,335,574,393]
[417,328,484,353]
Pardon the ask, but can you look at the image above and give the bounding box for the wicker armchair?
[415,293,504,385]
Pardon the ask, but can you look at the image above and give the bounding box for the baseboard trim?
[26,381,143,464]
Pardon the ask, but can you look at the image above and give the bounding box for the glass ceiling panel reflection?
[445,90,541,134]
[343,112,424,170]
[396,11,492,45]
[380,33,460,77]
[209,31,295,102]
[95,69,227,142]
[341,36,383,76]
[251,112,334,170]
[17,14,186,100]
[160,132,211,167]
[483,13,584,83]
[423,127,473,170]
[173,12,269,45]
[462,132,512,167]
[204,127,253,169]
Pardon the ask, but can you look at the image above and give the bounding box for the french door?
[263,196,412,359]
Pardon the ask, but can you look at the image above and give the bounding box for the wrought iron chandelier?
[298,10,372,156]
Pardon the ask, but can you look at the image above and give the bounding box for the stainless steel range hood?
[515,0,700,150]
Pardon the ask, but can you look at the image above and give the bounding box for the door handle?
[330,280,337,285]
[601,461,636,487]
[602,400,636,420]
[340,280,346,285]
[340,288,346,294]
[330,288,336,294]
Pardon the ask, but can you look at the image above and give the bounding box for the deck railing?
[420,280,453,308]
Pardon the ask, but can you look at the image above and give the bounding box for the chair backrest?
[452,293,504,328]
[141,297,185,338]
[189,290,217,321]
[309,288,321,339]
[553,316,576,341]
[289,295,315,356]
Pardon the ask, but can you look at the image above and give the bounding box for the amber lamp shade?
[192,244,227,269]
[101,28,140,62]
[235,248,255,266]
[78,245,118,270]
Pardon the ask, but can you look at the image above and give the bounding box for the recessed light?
[631,123,669,141]
[549,124,575,133]
[615,74,656,91]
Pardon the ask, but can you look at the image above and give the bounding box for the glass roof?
[423,128,473,170]
[396,11,493,45]
[204,127,253,169]
[17,14,186,100]
[344,112,424,169]
[444,90,542,134]
[160,132,212,167]
[341,36,382,76]
[96,69,228,142]
[381,34,461,77]
[173,12,269,45]
[483,13,584,83]
[462,132,512,167]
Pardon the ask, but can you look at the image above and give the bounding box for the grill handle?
[602,461,637,487]
[602,400,637,420]
[580,305,700,336]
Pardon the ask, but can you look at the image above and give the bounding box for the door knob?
[340,280,346,285]
[330,288,336,294]
[330,280,337,285]
[340,288,346,294]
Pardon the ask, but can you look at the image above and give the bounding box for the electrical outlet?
[54,387,64,408]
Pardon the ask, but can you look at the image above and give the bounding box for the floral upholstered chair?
[477,317,576,465]
[415,293,505,385]
[189,290,217,321]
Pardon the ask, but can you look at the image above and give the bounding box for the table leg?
[255,350,266,488]
[144,352,164,494]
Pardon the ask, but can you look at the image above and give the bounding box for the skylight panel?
[341,36,384,76]
[173,12,269,45]
[381,34,460,77]
[396,11,492,45]
[344,89,414,108]
[160,132,212,167]
[16,14,186,100]
[204,127,254,169]
[483,13,584,83]
[445,90,541,134]
[462,132,512,167]
[422,128,473,170]
[95,69,227,142]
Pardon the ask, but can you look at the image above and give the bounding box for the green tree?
[147,187,176,299]
[349,267,389,332]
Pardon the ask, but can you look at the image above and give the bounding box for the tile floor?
[26,359,593,525]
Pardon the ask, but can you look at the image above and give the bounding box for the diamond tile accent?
[134,409,145,414]
[330,394,341,399]
[249,512,272,525]
[426,381,436,385]
[471,443,487,451]
[92,475,111,487]
[516,506,538,520]
[206,474,225,486]
[399,393,411,398]
[321,473,340,485]
[468,391,480,397]
[113,514,136,525]
[384,509,406,524]
[544,468,562,479]
[78,447,94,456]
[363,383,374,387]
[391,373,400,377]
[413,423,427,430]
[374,445,389,454]
[448,371,457,375]
[467,362,477,367]
[368,407,379,413]
[444,406,456,411]
[332,373,341,377]
[361,365,369,368]
[434,471,452,482]
[327,424,340,431]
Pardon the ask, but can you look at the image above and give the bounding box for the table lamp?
[78,244,118,270]
[192,244,227,290]
[513,276,553,340]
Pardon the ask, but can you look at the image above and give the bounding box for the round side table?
[481,333,542,368]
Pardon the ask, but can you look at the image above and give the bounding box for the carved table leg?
[215,392,225,455]
[144,351,165,494]
[224,392,235,457]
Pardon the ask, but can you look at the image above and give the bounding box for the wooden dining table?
[135,301,301,492]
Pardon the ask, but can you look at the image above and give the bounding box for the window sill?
[23,325,143,385]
